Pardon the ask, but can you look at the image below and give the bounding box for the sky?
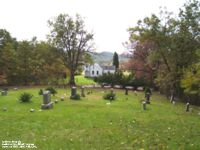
[0,0,186,53]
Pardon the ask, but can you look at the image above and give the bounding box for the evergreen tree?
[113,52,119,69]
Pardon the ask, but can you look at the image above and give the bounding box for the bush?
[70,94,81,100]
[38,89,43,95]
[145,87,152,94]
[45,87,57,96]
[19,92,33,103]
[103,92,116,101]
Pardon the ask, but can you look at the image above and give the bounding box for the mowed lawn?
[0,88,200,150]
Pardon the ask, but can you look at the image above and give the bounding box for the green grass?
[75,75,96,86]
[61,75,96,86]
[0,88,200,150]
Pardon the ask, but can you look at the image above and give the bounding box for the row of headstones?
[169,90,191,112]
[41,86,86,110]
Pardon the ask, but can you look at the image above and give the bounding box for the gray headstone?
[1,91,7,96]
[125,88,128,95]
[186,103,190,112]
[30,108,35,112]
[142,101,146,110]
[14,87,18,91]
[81,86,85,97]
[145,93,151,104]
[43,91,51,104]
[71,87,77,97]
[170,95,174,103]
[110,88,114,94]
[60,97,64,101]
[41,91,53,109]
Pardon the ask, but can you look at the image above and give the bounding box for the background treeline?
[95,72,147,89]
[125,0,200,105]
[0,30,68,85]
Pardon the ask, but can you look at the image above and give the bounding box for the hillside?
[90,51,130,65]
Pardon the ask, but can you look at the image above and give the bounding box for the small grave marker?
[41,91,53,109]
[30,108,35,112]
[186,103,190,112]
[125,88,128,95]
[60,97,64,101]
[1,91,7,96]
[70,87,77,99]
[81,86,85,97]
[142,101,146,110]
[145,93,151,104]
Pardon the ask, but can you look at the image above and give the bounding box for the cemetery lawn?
[0,88,200,150]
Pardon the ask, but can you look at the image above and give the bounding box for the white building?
[84,63,115,77]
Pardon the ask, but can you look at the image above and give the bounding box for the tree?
[127,0,200,97]
[0,29,17,85]
[48,14,93,86]
[113,52,119,69]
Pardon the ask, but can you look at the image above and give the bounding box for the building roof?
[101,65,116,70]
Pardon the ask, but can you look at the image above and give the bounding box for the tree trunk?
[69,70,75,86]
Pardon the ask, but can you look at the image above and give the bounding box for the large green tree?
[48,14,93,86]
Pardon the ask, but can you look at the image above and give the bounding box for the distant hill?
[90,51,130,65]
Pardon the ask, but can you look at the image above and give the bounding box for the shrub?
[38,89,43,95]
[45,87,57,96]
[103,92,116,101]
[19,92,33,103]
[145,87,152,94]
[70,94,81,100]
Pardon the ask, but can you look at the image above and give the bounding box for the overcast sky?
[0,0,186,53]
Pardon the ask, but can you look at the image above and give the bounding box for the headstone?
[1,91,7,96]
[70,87,77,99]
[134,90,137,96]
[145,92,151,104]
[14,87,18,91]
[125,88,128,95]
[186,103,190,112]
[110,88,114,94]
[60,97,64,101]
[30,108,35,112]
[41,91,53,109]
[170,90,175,103]
[81,86,85,97]
[142,101,146,110]
[170,95,175,103]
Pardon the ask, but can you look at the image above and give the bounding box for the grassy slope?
[0,88,200,150]
[63,75,96,86]
[75,75,96,86]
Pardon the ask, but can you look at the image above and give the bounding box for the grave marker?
[145,93,151,104]
[70,87,77,99]
[125,88,128,95]
[81,86,85,97]
[1,91,7,96]
[41,91,53,109]
[143,101,146,110]
[186,103,190,112]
